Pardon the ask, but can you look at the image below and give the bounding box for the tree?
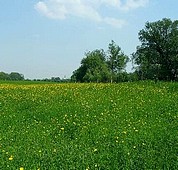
[71,49,110,82]
[107,40,129,82]
[0,72,10,80]
[71,41,129,83]
[51,77,61,82]
[9,72,24,80]
[132,18,178,81]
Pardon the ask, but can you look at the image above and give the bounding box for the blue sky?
[0,0,178,79]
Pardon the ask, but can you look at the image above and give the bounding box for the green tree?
[132,18,178,81]
[9,72,24,80]
[71,49,110,82]
[0,72,10,80]
[51,77,61,82]
[107,40,129,82]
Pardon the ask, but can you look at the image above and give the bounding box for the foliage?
[71,49,110,82]
[0,72,24,81]
[0,72,10,80]
[0,82,177,169]
[71,41,129,83]
[132,18,178,81]
[9,72,24,81]
[107,40,129,82]
[35,77,61,82]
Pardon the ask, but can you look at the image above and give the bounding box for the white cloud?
[35,1,67,20]
[35,0,102,21]
[104,17,127,28]
[119,0,149,11]
[35,0,149,27]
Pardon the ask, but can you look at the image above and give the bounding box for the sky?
[0,0,178,79]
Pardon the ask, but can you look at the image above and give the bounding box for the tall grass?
[0,82,177,169]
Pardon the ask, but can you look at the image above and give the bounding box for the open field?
[0,81,177,169]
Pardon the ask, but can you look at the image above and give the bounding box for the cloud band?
[35,0,149,28]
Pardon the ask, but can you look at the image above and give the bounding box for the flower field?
[0,82,177,169]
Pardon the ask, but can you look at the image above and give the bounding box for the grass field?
[0,81,177,169]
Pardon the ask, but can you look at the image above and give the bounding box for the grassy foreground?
[0,81,177,169]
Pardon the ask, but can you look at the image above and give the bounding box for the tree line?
[71,40,129,83]
[71,18,178,82]
[1,18,178,82]
[0,72,24,81]
[0,72,69,82]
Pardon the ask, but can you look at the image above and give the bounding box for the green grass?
[0,82,177,169]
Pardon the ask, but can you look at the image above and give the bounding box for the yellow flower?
[61,128,64,130]
[20,167,24,170]
[9,155,13,160]
[93,148,97,152]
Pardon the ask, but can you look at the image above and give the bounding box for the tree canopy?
[132,18,178,81]
[71,41,129,83]
[107,40,129,82]
[0,72,24,81]
[71,49,110,82]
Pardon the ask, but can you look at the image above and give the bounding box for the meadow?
[0,81,177,169]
